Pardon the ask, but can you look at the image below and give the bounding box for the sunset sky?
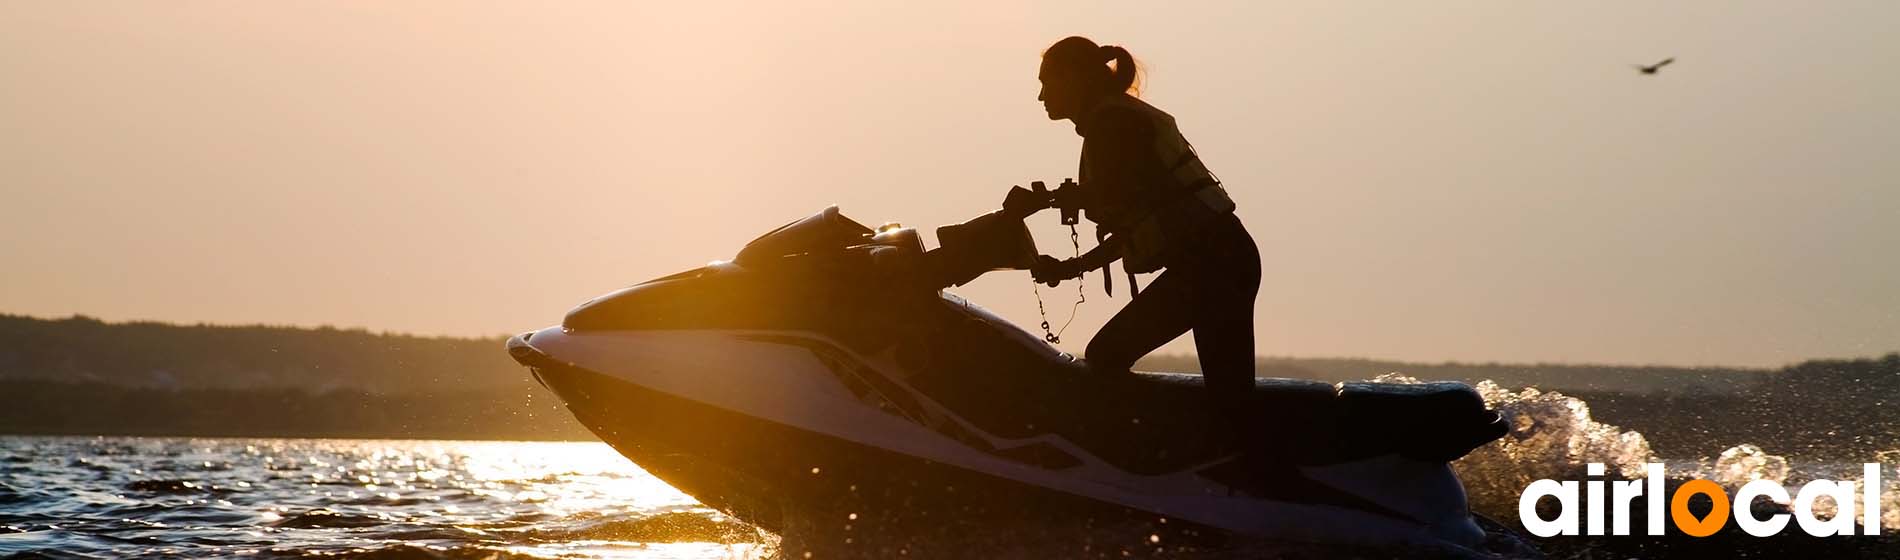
[4,2,1895,367]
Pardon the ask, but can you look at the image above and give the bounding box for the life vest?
[1077,94,1236,275]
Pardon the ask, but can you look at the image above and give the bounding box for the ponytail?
[1100,45,1140,95]
[1044,36,1143,96]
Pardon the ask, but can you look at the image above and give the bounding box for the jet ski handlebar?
[733,206,1041,290]
[1002,178,1081,225]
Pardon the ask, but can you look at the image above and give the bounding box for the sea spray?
[1375,373,1900,532]
[1705,444,1790,487]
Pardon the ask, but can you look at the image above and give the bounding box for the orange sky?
[3,2,1896,367]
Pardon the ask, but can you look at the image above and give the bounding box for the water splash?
[1704,444,1791,487]
[1370,373,1900,531]
[1720,448,1900,531]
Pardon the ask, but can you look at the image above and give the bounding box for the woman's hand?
[1031,255,1084,287]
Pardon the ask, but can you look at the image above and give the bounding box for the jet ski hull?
[510,327,1490,550]
[526,354,1225,555]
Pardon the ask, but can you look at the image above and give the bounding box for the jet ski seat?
[1055,367,1508,473]
[1334,381,1509,463]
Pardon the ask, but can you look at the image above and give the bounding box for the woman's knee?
[1085,336,1138,374]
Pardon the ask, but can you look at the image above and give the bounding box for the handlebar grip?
[1057,178,1080,225]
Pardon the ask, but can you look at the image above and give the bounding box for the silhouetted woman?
[1007,36,1262,433]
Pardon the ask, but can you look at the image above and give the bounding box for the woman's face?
[1037,60,1082,121]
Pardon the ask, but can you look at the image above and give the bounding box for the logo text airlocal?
[1518,463,1883,537]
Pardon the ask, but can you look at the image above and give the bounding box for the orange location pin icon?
[1670,479,1731,537]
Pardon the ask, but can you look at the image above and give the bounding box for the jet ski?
[507,206,1511,555]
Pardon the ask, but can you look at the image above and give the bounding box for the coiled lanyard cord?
[1033,224,1087,344]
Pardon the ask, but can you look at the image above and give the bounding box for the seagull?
[1634,57,1675,75]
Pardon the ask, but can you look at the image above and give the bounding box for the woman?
[1009,36,1262,428]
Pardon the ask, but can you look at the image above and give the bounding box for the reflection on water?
[0,436,774,559]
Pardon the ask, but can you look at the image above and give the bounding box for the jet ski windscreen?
[735,206,874,266]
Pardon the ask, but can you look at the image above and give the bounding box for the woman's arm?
[1032,234,1121,286]
[1076,234,1122,270]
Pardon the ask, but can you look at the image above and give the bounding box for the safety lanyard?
[1033,223,1086,344]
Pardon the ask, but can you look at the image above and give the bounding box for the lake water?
[6,426,1896,558]
[0,436,773,559]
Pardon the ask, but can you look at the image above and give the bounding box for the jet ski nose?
[507,330,567,391]
[506,330,564,369]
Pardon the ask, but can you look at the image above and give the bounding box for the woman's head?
[1038,36,1140,121]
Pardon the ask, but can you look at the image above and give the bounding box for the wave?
[269,508,402,529]
[123,479,231,495]
[510,510,763,544]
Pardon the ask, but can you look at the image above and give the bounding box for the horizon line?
[11,311,1889,372]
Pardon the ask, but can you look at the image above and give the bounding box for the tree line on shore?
[2,313,1893,457]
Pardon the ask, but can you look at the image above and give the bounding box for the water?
[6,380,1899,558]
[0,437,773,559]
[0,436,1530,559]
[1437,375,1900,529]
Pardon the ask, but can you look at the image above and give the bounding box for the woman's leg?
[1084,267,1198,375]
[1087,214,1260,381]
[1083,215,1260,450]
[1191,216,1263,442]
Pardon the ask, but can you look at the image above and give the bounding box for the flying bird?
[1634,57,1675,75]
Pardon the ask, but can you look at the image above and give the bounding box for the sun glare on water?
[283,439,777,559]
[0,437,782,558]
[419,441,776,559]
[454,441,697,513]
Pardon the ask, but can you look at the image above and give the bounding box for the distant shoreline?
[0,379,599,443]
[4,313,1896,461]
[3,312,1785,395]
